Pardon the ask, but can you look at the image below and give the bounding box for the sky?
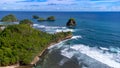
[0,0,120,11]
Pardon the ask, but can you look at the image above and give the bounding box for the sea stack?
[66,18,76,27]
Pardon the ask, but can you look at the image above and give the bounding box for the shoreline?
[0,34,72,68]
[30,34,72,65]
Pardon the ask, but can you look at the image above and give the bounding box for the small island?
[66,18,76,27]
[32,15,39,19]
[47,16,55,21]
[32,15,55,22]
[0,14,18,22]
[0,18,72,67]
[37,18,46,22]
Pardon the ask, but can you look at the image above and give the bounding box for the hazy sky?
[0,0,120,11]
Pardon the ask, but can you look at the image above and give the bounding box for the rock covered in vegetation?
[66,18,76,27]
[47,16,55,21]
[20,19,33,26]
[33,15,39,19]
[1,14,18,22]
[37,18,45,22]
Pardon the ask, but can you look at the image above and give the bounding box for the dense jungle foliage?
[0,24,72,66]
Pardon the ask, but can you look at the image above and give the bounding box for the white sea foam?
[33,24,39,27]
[59,43,120,68]
[109,47,120,53]
[61,48,75,58]
[33,24,45,28]
[69,44,120,68]
[59,58,69,66]
[48,39,69,49]
[55,29,74,33]
[71,36,82,40]
[99,47,109,51]
[33,24,76,33]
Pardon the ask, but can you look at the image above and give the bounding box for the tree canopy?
[1,14,18,22]
[19,19,33,26]
[0,24,72,66]
[47,16,55,21]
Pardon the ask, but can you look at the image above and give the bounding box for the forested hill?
[0,24,72,66]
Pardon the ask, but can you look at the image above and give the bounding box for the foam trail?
[56,29,74,33]
[71,36,82,40]
[99,47,109,51]
[48,39,70,49]
[70,44,120,68]
[33,24,76,33]
[109,47,120,53]
[59,58,69,66]
[61,48,75,58]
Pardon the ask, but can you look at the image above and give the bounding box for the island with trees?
[0,15,72,67]
[32,15,39,19]
[32,15,55,22]
[0,14,18,22]
[47,16,55,21]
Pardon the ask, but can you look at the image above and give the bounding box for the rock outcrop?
[66,18,76,27]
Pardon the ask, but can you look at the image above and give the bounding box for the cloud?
[0,0,120,11]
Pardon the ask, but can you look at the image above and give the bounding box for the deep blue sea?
[0,11,120,68]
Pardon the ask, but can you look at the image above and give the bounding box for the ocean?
[0,11,120,68]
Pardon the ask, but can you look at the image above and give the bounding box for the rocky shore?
[30,34,72,66]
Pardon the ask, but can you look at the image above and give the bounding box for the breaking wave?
[61,44,120,68]
[33,23,120,68]
[33,24,78,33]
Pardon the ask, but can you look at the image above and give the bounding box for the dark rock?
[37,18,45,22]
[33,15,39,19]
[66,18,76,27]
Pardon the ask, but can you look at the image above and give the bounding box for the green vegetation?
[1,14,18,22]
[37,18,45,22]
[0,24,72,66]
[19,19,33,26]
[69,18,75,21]
[47,16,55,21]
[0,28,1,32]
[32,15,56,22]
[32,15,39,19]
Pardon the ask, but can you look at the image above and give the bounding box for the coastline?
[30,34,72,65]
[0,34,72,68]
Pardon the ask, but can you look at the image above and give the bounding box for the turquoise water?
[0,11,120,68]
